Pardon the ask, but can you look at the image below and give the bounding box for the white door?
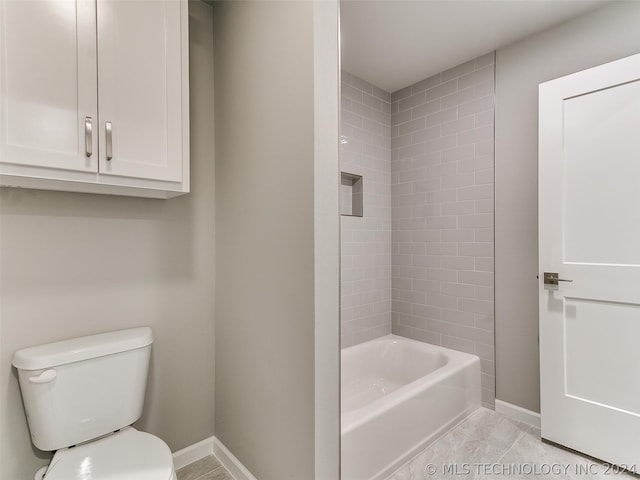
[539,53,640,466]
[96,0,184,183]
[0,0,98,173]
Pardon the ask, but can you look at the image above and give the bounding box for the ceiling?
[340,0,611,92]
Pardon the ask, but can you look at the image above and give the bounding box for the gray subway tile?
[425,134,457,153]
[474,109,494,127]
[441,229,474,242]
[372,84,391,102]
[475,168,494,185]
[363,92,383,111]
[441,308,475,326]
[412,99,441,119]
[474,228,494,242]
[475,257,494,272]
[457,213,493,228]
[475,51,495,68]
[459,324,494,345]
[398,117,426,136]
[409,328,442,345]
[413,254,441,267]
[457,184,493,200]
[456,124,493,146]
[441,86,477,110]
[426,242,457,256]
[475,139,494,156]
[441,116,475,136]
[412,203,442,217]
[458,65,494,91]
[426,79,458,101]
[425,189,457,204]
[426,107,457,127]
[476,343,494,360]
[351,74,373,94]
[397,313,427,329]
[426,162,456,178]
[458,270,494,287]
[441,282,475,298]
[441,59,476,82]
[342,83,364,102]
[441,255,474,270]
[442,335,476,354]
[399,91,427,112]
[412,303,442,319]
[391,85,412,102]
[411,73,441,93]
[441,173,475,189]
[441,201,475,216]
[475,286,494,301]
[441,144,474,163]
[458,154,493,173]
[426,318,459,336]
[458,95,495,118]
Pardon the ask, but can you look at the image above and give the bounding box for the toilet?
[12,327,176,480]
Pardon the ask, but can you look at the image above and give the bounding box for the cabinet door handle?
[105,121,113,161]
[84,116,93,157]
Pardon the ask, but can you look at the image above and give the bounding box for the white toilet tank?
[12,327,154,452]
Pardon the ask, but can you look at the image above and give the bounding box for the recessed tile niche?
[340,172,363,217]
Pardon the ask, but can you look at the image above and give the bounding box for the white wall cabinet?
[0,0,189,199]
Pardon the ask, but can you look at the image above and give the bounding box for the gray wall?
[340,71,392,348]
[390,54,496,408]
[213,2,320,479]
[495,0,640,412]
[0,2,215,478]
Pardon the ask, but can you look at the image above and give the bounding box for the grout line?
[191,464,232,480]
[176,455,230,480]
[494,423,529,464]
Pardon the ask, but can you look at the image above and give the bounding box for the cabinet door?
[0,0,98,173]
[96,0,184,183]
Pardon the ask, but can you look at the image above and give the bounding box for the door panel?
[539,53,640,466]
[0,0,97,172]
[565,298,640,414]
[563,80,640,266]
[96,0,183,182]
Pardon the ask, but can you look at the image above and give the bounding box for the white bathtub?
[341,334,481,480]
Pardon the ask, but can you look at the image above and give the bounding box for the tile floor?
[387,408,637,480]
[175,410,637,480]
[176,455,234,480]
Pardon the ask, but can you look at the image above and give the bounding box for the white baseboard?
[172,435,257,480]
[214,437,258,480]
[495,399,541,429]
[172,436,214,470]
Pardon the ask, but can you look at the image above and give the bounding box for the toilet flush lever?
[29,369,57,384]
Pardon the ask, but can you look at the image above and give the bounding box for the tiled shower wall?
[340,71,392,348]
[390,54,496,407]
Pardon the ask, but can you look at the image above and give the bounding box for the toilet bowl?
[12,327,176,480]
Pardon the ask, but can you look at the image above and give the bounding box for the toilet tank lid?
[12,327,154,371]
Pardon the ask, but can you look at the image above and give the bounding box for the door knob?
[543,272,573,286]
